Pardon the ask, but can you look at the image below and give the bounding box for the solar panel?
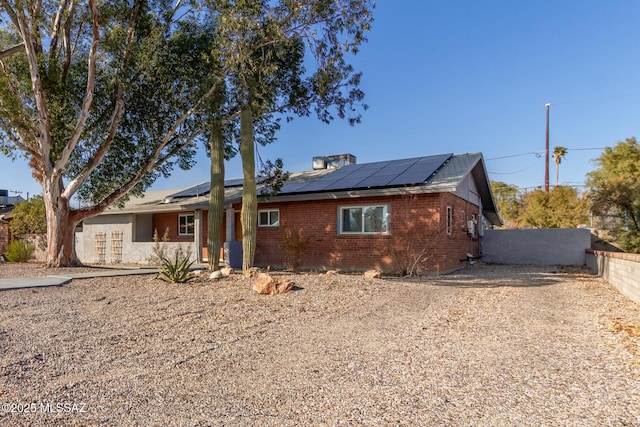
[168,182,211,199]
[167,153,453,199]
[279,153,453,195]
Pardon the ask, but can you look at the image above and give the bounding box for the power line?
[486,147,605,162]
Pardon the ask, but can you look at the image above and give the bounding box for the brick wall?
[252,192,479,273]
[152,212,195,243]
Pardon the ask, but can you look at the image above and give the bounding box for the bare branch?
[0,43,24,60]
[60,1,79,79]
[0,0,20,30]
[49,0,71,62]
[62,81,125,200]
[14,3,52,173]
[54,0,100,178]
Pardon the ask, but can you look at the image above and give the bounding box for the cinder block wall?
[586,250,640,305]
[482,228,591,265]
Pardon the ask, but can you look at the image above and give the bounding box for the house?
[0,190,26,255]
[76,152,501,273]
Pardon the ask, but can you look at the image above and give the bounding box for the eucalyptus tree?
[204,0,374,272]
[0,0,221,266]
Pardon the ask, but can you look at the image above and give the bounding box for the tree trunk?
[240,104,257,273]
[42,177,81,267]
[207,121,225,271]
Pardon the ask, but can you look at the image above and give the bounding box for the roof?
[107,153,501,225]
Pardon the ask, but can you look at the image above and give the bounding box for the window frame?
[258,209,280,227]
[338,204,390,235]
[446,206,453,235]
[178,213,195,236]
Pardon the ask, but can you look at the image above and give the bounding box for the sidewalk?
[0,267,160,291]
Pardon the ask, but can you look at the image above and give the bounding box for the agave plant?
[158,246,196,283]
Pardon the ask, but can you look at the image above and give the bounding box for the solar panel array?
[166,153,453,199]
[279,153,453,194]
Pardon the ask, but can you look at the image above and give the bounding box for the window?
[339,205,389,234]
[258,209,279,227]
[178,214,195,235]
[446,206,453,235]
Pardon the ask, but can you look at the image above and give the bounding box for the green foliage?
[8,196,46,237]
[281,228,309,270]
[521,187,589,228]
[259,158,289,199]
[5,240,35,262]
[491,181,522,228]
[158,246,196,284]
[587,137,640,252]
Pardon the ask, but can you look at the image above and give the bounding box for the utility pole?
[544,103,551,193]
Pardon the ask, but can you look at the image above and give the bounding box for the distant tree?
[552,146,568,186]
[586,138,640,253]
[521,186,589,229]
[8,195,46,236]
[490,181,523,228]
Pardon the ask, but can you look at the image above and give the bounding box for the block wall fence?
[586,250,640,305]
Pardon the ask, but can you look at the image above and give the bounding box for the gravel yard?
[0,263,639,426]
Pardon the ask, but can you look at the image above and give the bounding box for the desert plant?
[158,245,196,283]
[148,228,170,265]
[282,228,309,270]
[5,240,35,263]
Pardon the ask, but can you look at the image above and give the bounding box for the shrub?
[282,228,309,270]
[5,240,35,262]
[148,228,170,265]
[158,245,196,283]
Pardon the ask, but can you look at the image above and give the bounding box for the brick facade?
[152,212,198,243]
[147,192,481,273]
[252,192,479,273]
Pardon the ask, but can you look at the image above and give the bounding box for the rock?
[253,273,295,295]
[192,269,203,276]
[363,269,382,279]
[220,267,234,277]
[244,267,261,278]
[275,278,295,294]
[326,270,339,276]
[209,271,223,280]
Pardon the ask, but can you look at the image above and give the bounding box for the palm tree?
[552,146,568,186]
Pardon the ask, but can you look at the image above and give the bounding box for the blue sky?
[2,1,640,199]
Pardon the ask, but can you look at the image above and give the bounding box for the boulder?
[363,269,382,279]
[209,270,223,280]
[325,270,339,276]
[253,273,295,295]
[220,267,234,277]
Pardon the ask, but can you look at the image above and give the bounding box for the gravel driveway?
[0,263,638,426]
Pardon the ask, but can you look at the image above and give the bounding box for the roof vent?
[312,154,356,170]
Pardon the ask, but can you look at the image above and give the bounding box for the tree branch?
[14,3,52,174]
[0,0,20,31]
[62,83,125,200]
[54,0,100,178]
[49,0,71,63]
[0,43,24,60]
